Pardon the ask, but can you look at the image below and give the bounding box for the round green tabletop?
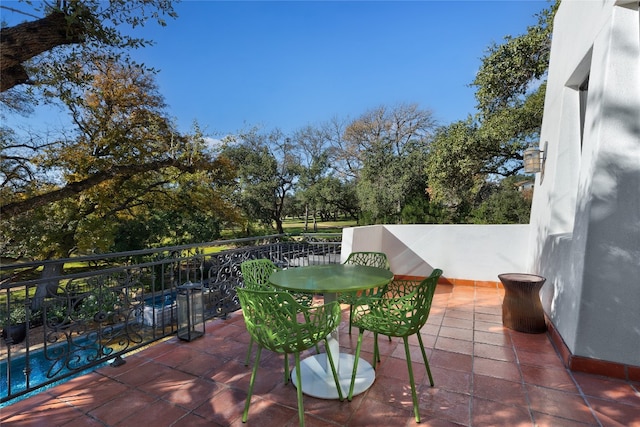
[269,264,393,294]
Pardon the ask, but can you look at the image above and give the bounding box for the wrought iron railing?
[0,233,342,405]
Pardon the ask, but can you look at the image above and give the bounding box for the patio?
[2,283,639,427]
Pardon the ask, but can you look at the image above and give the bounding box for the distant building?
[514,180,534,192]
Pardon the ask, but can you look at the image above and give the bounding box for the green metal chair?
[347,268,443,423]
[236,287,344,426]
[240,258,315,366]
[339,252,391,335]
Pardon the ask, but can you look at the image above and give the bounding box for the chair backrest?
[236,287,340,354]
[240,259,280,290]
[407,268,442,333]
[343,252,390,270]
[379,268,443,336]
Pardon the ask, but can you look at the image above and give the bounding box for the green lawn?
[281,218,356,235]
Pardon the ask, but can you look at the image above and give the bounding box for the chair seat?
[250,320,332,353]
[352,309,413,337]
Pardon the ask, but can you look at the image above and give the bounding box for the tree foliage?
[470,177,533,224]
[293,125,332,230]
[425,119,486,209]
[335,104,436,224]
[425,1,557,218]
[221,129,302,235]
[1,1,194,227]
[472,3,557,116]
[1,60,236,260]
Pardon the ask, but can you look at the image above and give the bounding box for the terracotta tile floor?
[2,284,639,426]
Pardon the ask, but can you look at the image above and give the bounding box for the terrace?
[2,279,638,426]
[2,1,640,424]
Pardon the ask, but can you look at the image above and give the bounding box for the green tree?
[470,177,533,224]
[425,2,557,220]
[472,1,557,173]
[222,129,302,234]
[293,125,330,231]
[1,60,236,307]
[300,175,360,222]
[339,104,436,224]
[312,118,362,221]
[472,3,557,116]
[424,119,486,220]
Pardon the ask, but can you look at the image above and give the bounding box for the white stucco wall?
[529,0,640,366]
[342,224,530,282]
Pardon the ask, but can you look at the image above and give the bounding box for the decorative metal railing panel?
[0,233,341,405]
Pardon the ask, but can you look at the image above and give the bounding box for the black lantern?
[177,281,205,341]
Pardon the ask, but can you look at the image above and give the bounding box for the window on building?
[579,75,589,149]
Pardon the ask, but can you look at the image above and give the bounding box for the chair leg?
[244,338,254,366]
[373,332,380,365]
[348,304,354,335]
[417,333,434,386]
[284,353,290,384]
[242,345,262,423]
[293,352,306,427]
[403,336,421,423]
[324,337,344,401]
[348,329,364,400]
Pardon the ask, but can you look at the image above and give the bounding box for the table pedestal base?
[291,353,375,399]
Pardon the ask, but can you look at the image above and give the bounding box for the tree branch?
[1,11,85,92]
[1,158,200,218]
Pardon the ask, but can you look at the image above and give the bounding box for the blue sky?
[3,0,550,138]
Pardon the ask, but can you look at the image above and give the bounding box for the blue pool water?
[1,338,115,408]
[145,292,176,309]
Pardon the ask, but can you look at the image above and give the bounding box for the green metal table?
[270,264,394,399]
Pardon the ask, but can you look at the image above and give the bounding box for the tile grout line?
[507,326,537,426]
[448,286,478,426]
[469,286,477,427]
[564,363,604,427]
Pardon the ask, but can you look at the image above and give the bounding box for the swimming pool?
[141,292,177,327]
[2,292,177,406]
[1,337,115,407]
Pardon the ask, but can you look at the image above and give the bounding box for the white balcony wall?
[342,224,530,282]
